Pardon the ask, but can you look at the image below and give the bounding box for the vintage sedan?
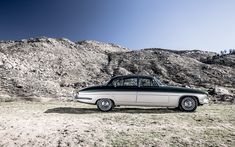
[75,75,208,112]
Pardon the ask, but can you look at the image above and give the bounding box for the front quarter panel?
[168,93,208,107]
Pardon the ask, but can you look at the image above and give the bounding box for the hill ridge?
[0,37,234,99]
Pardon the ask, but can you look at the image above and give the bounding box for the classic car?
[75,75,208,112]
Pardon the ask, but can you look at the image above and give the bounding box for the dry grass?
[0,101,234,147]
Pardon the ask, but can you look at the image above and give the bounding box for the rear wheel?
[179,97,198,112]
[97,99,114,112]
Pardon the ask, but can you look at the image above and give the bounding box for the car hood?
[157,86,207,94]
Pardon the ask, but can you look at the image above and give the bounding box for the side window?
[139,78,154,87]
[108,77,138,87]
[123,78,138,86]
[108,78,123,87]
[115,79,123,87]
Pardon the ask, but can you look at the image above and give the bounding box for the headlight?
[74,92,79,99]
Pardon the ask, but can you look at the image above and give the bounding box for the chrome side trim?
[75,96,92,100]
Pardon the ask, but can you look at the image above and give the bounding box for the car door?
[137,77,169,106]
[111,77,138,105]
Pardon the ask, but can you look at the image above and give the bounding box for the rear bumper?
[74,94,94,104]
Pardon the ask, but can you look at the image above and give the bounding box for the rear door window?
[139,78,155,87]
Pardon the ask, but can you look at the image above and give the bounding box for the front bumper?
[198,94,209,105]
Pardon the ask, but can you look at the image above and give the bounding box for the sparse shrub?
[220,50,225,55]
[229,49,235,55]
[220,49,235,55]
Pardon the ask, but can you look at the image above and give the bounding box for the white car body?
[75,75,208,110]
[76,91,208,107]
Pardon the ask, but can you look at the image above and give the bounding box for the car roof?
[111,75,154,80]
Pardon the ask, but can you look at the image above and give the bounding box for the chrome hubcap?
[101,101,110,106]
[181,97,196,111]
[184,100,193,108]
[98,99,112,111]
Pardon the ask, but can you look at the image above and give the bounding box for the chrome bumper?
[74,93,94,104]
[198,94,209,104]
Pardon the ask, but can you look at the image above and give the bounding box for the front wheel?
[179,97,198,112]
[97,99,114,112]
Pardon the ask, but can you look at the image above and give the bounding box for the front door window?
[123,78,138,86]
[139,78,157,87]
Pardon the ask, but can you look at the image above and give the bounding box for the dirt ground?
[0,101,234,147]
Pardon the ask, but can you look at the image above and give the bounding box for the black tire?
[97,99,114,112]
[179,97,198,112]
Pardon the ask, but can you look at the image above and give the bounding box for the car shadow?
[44,107,182,114]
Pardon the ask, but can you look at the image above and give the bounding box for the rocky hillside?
[0,37,234,100]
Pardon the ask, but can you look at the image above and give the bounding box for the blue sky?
[0,0,234,52]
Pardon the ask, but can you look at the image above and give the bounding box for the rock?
[220,95,235,103]
[209,87,232,96]
[0,94,16,102]
[208,87,234,103]
[0,60,3,67]
[214,86,231,95]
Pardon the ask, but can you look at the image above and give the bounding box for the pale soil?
[0,101,234,147]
